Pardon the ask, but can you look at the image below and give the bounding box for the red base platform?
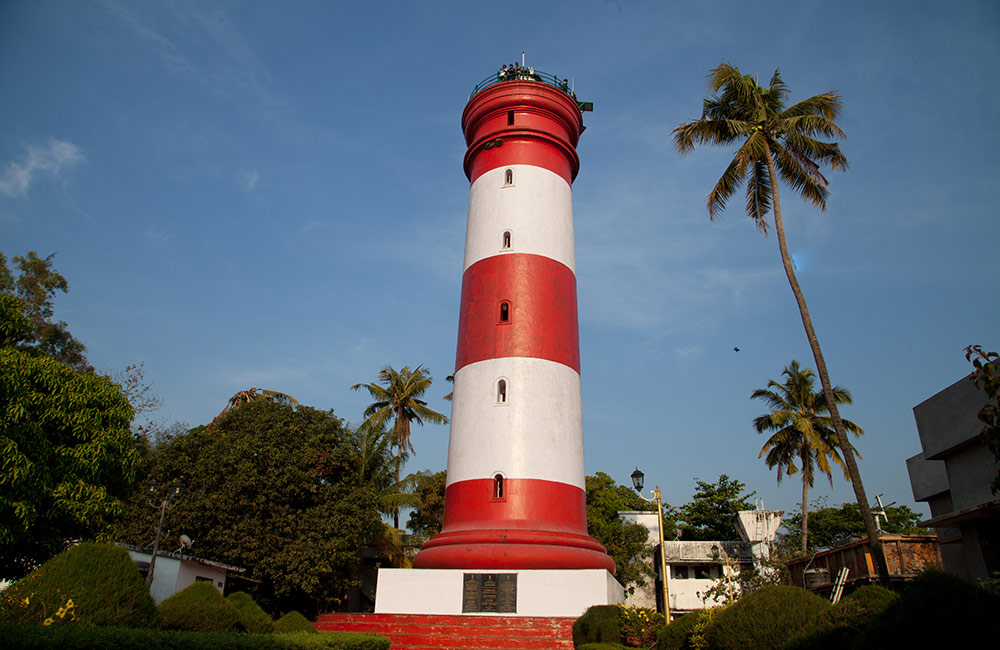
[315,612,575,650]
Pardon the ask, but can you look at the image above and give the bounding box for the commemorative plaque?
[462,573,517,613]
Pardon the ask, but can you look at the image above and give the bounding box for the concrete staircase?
[315,613,576,650]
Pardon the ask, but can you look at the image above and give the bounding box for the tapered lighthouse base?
[374,568,623,617]
[413,529,616,572]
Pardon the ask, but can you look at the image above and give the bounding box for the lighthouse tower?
[375,68,621,618]
[413,71,613,573]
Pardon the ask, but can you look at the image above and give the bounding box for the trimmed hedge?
[789,585,899,650]
[157,581,241,632]
[228,591,274,633]
[274,610,318,633]
[0,626,390,650]
[573,604,621,647]
[0,542,157,628]
[702,586,829,650]
[654,610,702,650]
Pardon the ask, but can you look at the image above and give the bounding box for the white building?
[121,543,244,604]
[620,508,782,615]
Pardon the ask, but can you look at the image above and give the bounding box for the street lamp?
[631,468,672,624]
[146,481,183,587]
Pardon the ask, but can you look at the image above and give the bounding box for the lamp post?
[146,481,183,587]
[631,468,671,623]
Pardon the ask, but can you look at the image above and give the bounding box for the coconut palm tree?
[752,361,863,553]
[352,364,448,527]
[673,63,889,583]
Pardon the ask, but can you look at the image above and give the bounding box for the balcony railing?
[470,68,579,103]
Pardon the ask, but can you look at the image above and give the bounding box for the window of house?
[493,474,505,499]
[499,301,510,322]
[502,230,512,249]
[496,379,507,404]
[672,566,689,580]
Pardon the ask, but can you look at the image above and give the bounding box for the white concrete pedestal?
[374,568,623,617]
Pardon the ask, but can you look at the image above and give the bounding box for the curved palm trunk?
[765,147,890,584]
[801,448,810,555]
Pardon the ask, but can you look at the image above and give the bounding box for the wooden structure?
[787,535,941,593]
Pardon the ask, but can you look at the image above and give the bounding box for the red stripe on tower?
[413,74,612,573]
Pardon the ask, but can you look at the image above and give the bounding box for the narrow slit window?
[503,168,513,186]
[502,230,512,249]
[493,474,505,499]
[496,379,507,404]
[507,110,514,126]
[499,301,510,322]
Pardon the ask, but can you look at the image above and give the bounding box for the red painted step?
[315,613,576,650]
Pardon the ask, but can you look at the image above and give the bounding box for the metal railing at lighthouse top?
[469,68,587,109]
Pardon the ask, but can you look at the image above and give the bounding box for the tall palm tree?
[673,63,890,583]
[351,364,448,527]
[752,361,863,553]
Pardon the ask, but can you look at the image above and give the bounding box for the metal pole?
[654,486,672,624]
[146,497,168,587]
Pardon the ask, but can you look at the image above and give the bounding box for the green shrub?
[157,581,241,632]
[228,591,274,633]
[274,610,317,633]
[0,625,389,649]
[702,585,829,650]
[573,604,621,647]
[654,611,703,650]
[579,644,627,650]
[790,585,899,650]
[856,571,1000,648]
[0,542,158,628]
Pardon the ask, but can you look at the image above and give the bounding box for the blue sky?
[3,0,998,520]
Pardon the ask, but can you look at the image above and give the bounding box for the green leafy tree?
[406,470,447,537]
[780,500,932,551]
[1,295,138,579]
[585,472,666,595]
[351,365,448,527]
[0,252,88,371]
[673,64,889,583]
[115,400,383,616]
[965,345,1000,494]
[752,361,863,553]
[677,475,755,541]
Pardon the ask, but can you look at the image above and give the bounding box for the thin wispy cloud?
[239,169,260,192]
[0,139,85,198]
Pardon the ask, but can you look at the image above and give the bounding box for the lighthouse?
[413,69,612,573]
[375,66,621,617]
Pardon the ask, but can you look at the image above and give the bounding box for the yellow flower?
[21,596,30,606]
[43,618,54,626]
[65,598,75,609]
[56,607,66,618]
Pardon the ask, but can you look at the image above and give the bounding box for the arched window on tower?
[499,301,510,323]
[502,230,512,250]
[493,474,505,499]
[503,168,514,187]
[496,378,507,404]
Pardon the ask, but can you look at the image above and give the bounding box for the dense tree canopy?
[0,252,89,371]
[115,400,384,616]
[406,470,447,537]
[780,500,931,551]
[585,472,663,595]
[1,296,137,578]
[676,475,756,541]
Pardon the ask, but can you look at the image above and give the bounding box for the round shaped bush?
[703,585,830,650]
[227,591,273,633]
[273,610,317,633]
[0,542,158,628]
[655,610,702,650]
[157,580,240,632]
[573,605,622,646]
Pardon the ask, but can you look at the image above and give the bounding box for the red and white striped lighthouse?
[413,70,614,573]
